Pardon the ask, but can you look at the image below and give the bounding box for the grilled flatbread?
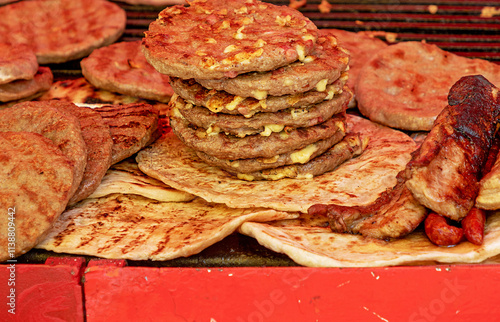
[477,156,500,210]
[88,158,195,202]
[239,210,500,267]
[36,194,297,261]
[0,0,126,64]
[137,115,416,213]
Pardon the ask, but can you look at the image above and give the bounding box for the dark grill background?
[16,0,500,266]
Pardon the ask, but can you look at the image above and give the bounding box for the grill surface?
[14,0,500,266]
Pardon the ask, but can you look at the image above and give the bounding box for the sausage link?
[424,212,464,246]
[307,204,329,217]
[462,208,486,245]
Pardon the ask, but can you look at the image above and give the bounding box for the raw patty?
[356,41,500,131]
[196,30,349,99]
[0,131,74,261]
[0,101,87,200]
[170,76,346,117]
[142,0,318,79]
[0,67,53,102]
[0,0,126,64]
[81,40,174,103]
[326,29,387,93]
[170,113,346,160]
[175,88,351,137]
[0,43,38,84]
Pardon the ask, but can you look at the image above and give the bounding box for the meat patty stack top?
[143,0,362,181]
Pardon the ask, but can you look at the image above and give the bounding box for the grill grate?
[119,0,500,63]
[16,0,500,266]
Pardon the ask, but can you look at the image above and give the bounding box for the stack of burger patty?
[143,0,364,181]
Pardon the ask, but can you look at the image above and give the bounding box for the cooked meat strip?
[313,173,427,239]
[406,75,500,221]
[309,75,500,239]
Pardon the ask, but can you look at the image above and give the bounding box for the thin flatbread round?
[0,101,87,200]
[170,113,346,160]
[81,41,174,103]
[0,67,53,102]
[356,41,500,131]
[137,115,416,213]
[142,0,318,79]
[88,158,195,202]
[0,43,38,84]
[176,89,350,137]
[196,30,349,98]
[36,194,297,261]
[0,0,126,64]
[170,77,346,117]
[239,211,500,267]
[0,131,74,262]
[57,104,113,205]
[477,155,500,210]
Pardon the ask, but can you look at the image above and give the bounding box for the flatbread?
[0,67,53,102]
[88,158,195,202]
[0,101,87,200]
[36,194,297,261]
[239,210,500,267]
[81,41,174,103]
[477,155,500,210]
[0,43,38,84]
[0,0,126,64]
[142,0,318,79]
[356,41,500,131]
[0,131,74,262]
[137,115,416,213]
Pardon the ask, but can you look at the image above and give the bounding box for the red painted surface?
[1,257,499,321]
[0,257,84,322]
[83,261,500,322]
